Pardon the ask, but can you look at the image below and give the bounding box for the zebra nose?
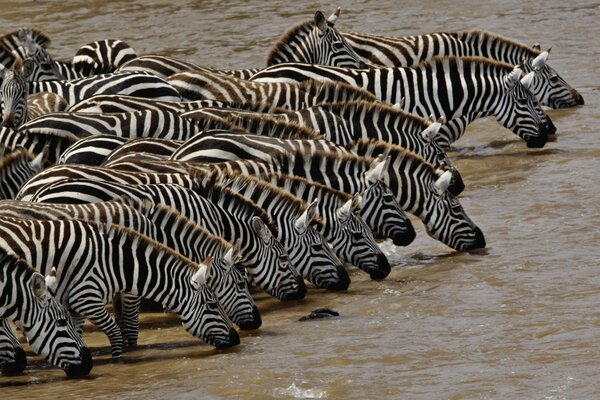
[326,264,351,291]
[216,328,240,349]
[368,253,391,280]
[392,221,416,247]
[463,226,486,251]
[0,117,14,128]
[544,114,557,135]
[238,305,262,330]
[1,347,27,376]
[64,346,93,378]
[525,127,548,148]
[571,89,585,105]
[281,275,307,301]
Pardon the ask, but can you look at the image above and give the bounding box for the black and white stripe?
[0,147,45,199]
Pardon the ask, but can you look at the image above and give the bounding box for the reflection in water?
[1,0,599,398]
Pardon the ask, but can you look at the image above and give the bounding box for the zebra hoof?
[1,347,27,376]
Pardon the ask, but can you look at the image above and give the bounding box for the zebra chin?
[63,346,93,378]
[236,305,263,330]
[1,347,27,376]
[365,253,391,280]
[454,227,486,251]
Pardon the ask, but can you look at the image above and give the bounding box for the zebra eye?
[549,75,559,83]
[206,301,220,311]
[236,280,247,290]
[351,231,363,241]
[56,318,68,327]
[516,97,529,105]
[331,41,345,50]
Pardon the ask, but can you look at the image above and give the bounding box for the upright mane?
[225,113,323,140]
[462,29,540,58]
[267,19,314,65]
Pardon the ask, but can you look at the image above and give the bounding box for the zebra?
[26,92,69,119]
[0,197,261,343]
[69,94,290,114]
[185,148,485,251]
[249,57,552,148]
[166,69,377,109]
[338,28,584,108]
[0,318,26,375]
[0,249,93,376]
[259,172,391,279]
[18,108,203,141]
[0,147,45,199]
[24,180,306,301]
[197,173,350,291]
[58,135,130,165]
[0,125,75,164]
[101,137,182,166]
[0,217,240,358]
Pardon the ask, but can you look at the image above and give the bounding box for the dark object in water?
[298,308,340,321]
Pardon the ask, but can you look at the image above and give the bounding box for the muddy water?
[1,1,599,399]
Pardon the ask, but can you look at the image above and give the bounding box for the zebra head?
[290,200,350,291]
[361,155,415,246]
[208,240,262,330]
[15,29,63,81]
[423,171,486,251]
[334,193,391,280]
[0,59,30,129]
[247,216,307,301]
[310,11,365,68]
[0,257,92,377]
[184,257,240,349]
[523,49,584,109]
[497,66,549,148]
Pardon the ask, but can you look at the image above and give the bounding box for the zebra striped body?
[25,181,305,301]
[70,94,287,114]
[0,198,261,341]
[102,137,182,166]
[58,135,129,165]
[260,172,390,279]
[341,29,584,108]
[16,164,193,201]
[250,57,551,148]
[0,147,45,199]
[0,125,75,164]
[186,148,485,251]
[18,108,202,142]
[0,249,93,376]
[198,174,350,291]
[166,70,377,110]
[28,71,182,103]
[0,217,239,357]
[26,92,69,120]
[117,55,227,79]
[72,39,138,75]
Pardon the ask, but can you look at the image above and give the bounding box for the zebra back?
[72,39,137,75]
[58,135,129,165]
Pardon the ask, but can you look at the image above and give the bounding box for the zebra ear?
[251,216,273,243]
[392,97,405,109]
[31,272,49,304]
[520,71,535,89]
[295,200,318,233]
[365,155,389,184]
[421,121,442,143]
[224,239,243,268]
[433,170,453,195]
[314,11,328,32]
[191,256,212,290]
[506,66,522,85]
[337,198,353,221]
[44,267,58,294]
[327,7,341,26]
[351,193,363,213]
[531,42,541,51]
[531,51,549,70]
[29,150,45,171]
[306,199,319,222]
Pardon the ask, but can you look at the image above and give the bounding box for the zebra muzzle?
[368,253,391,280]
[1,347,27,376]
[238,305,262,330]
[64,346,93,378]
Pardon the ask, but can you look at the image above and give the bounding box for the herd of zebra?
[0,8,584,378]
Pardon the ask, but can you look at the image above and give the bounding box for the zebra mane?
[0,147,35,169]
[462,29,540,58]
[417,55,516,72]
[263,172,352,202]
[350,138,435,173]
[297,79,378,102]
[0,27,51,49]
[316,99,431,127]
[226,173,323,225]
[190,170,279,235]
[272,147,374,177]
[131,197,232,254]
[266,18,314,65]
[225,113,323,140]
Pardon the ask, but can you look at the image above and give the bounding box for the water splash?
[273,382,327,399]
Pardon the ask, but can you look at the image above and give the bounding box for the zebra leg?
[119,293,142,349]
[0,318,27,376]
[71,299,125,359]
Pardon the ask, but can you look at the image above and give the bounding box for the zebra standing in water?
[0,217,240,358]
[338,27,584,108]
[250,57,551,148]
[0,250,93,376]
[23,180,306,302]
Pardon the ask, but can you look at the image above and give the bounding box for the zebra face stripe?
[314,23,364,68]
[0,68,28,129]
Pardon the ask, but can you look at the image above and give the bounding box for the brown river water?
[1,1,599,399]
